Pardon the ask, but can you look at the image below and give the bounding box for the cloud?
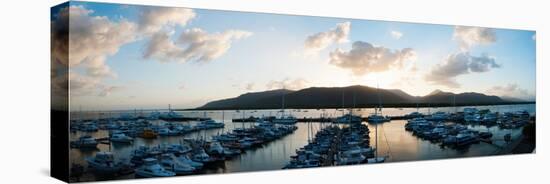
[51,6,137,97]
[425,52,500,88]
[138,7,196,35]
[328,41,416,75]
[245,83,255,90]
[266,78,309,90]
[304,22,350,54]
[486,83,534,100]
[532,33,536,41]
[453,26,496,51]
[99,86,124,97]
[68,72,123,97]
[67,5,137,77]
[390,30,403,39]
[144,28,252,62]
[68,72,101,96]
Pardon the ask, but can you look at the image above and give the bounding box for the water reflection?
[69,104,533,181]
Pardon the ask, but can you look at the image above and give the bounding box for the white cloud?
[304,22,351,54]
[245,83,255,90]
[266,78,309,90]
[328,41,416,75]
[52,6,137,97]
[532,33,536,41]
[99,86,124,97]
[391,30,403,39]
[144,28,252,63]
[486,83,534,100]
[138,7,196,35]
[425,52,500,88]
[67,5,137,77]
[453,26,496,51]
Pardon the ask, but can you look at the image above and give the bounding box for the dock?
[232,116,409,123]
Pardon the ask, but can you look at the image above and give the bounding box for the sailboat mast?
[376,85,382,115]
[342,89,345,116]
[281,87,285,117]
[375,122,378,158]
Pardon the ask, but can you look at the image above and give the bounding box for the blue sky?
[57,1,536,110]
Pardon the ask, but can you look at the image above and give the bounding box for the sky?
[51,1,536,111]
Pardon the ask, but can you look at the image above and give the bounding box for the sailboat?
[367,85,390,124]
[367,115,386,164]
[272,88,298,125]
[333,89,362,124]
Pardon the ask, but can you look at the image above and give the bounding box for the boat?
[212,134,239,142]
[196,119,225,129]
[86,152,127,174]
[177,155,204,170]
[163,143,192,155]
[70,135,98,149]
[81,123,99,132]
[110,133,133,143]
[139,128,158,139]
[367,157,386,163]
[272,88,298,125]
[426,111,449,121]
[159,154,196,175]
[192,149,214,163]
[367,85,390,124]
[405,111,423,119]
[333,113,362,124]
[367,114,390,123]
[135,158,176,178]
[208,141,225,155]
[272,116,298,125]
[455,132,479,147]
[336,149,366,165]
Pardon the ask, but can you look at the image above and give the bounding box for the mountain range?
[195,85,532,110]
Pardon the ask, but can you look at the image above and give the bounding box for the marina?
[69,104,535,182]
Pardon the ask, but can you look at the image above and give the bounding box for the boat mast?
[342,89,345,116]
[376,84,382,115]
[281,86,285,118]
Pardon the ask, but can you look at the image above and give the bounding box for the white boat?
[212,134,239,142]
[86,152,125,174]
[367,114,390,123]
[336,149,366,165]
[272,116,298,125]
[427,111,449,121]
[367,157,386,163]
[192,149,214,163]
[196,119,225,129]
[208,141,224,155]
[110,133,133,143]
[135,158,176,178]
[159,154,196,175]
[70,135,98,149]
[456,132,478,146]
[272,88,298,125]
[163,143,192,154]
[368,85,390,124]
[333,113,362,124]
[177,155,204,169]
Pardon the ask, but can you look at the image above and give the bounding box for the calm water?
[70,104,534,181]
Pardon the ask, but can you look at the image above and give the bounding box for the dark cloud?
[425,52,500,88]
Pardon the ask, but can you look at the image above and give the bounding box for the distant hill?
[195,85,531,110]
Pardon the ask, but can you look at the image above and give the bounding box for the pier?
[232,116,408,123]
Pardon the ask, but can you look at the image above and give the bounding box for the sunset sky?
[52,1,536,110]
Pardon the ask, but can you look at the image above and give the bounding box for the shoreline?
[185,102,535,111]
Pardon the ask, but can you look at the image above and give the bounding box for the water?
[69,104,534,181]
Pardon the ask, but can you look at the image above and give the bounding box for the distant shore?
[183,101,535,111]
